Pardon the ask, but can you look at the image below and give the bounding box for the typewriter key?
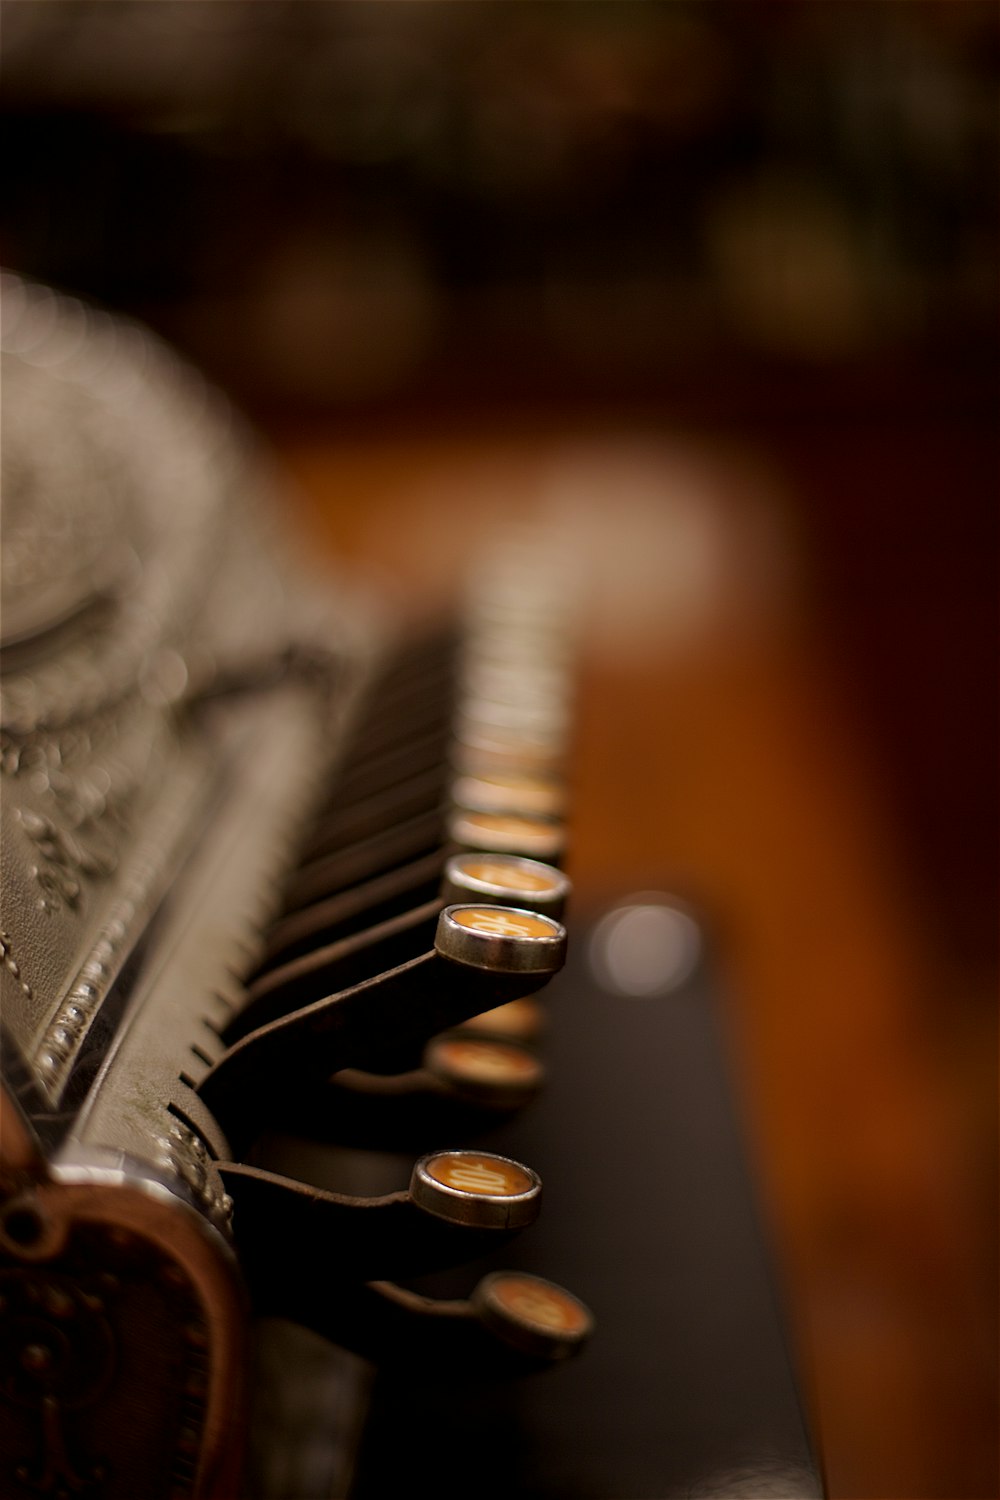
[457,996,545,1040]
[454,711,564,752]
[441,852,569,915]
[451,770,565,818]
[448,810,566,862]
[219,1158,535,1284]
[424,1035,544,1108]
[287,1270,592,1373]
[410,1149,540,1228]
[450,723,566,775]
[436,904,566,973]
[200,902,566,1145]
[472,1271,594,1359]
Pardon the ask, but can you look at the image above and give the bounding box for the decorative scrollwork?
[0,1269,115,1496]
[0,1225,212,1500]
[0,931,33,1000]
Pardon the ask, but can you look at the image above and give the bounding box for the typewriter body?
[1,277,825,1500]
[0,277,594,1499]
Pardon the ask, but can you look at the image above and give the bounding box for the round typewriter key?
[458,996,545,1040]
[436,904,566,973]
[451,721,566,774]
[424,1036,544,1107]
[448,810,566,862]
[458,696,569,738]
[410,1150,541,1227]
[448,743,542,781]
[451,771,565,819]
[442,852,569,916]
[473,1272,594,1358]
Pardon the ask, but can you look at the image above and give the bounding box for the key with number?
[219,1149,542,1284]
[263,1271,593,1376]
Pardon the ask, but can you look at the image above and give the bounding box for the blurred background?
[2,4,996,1496]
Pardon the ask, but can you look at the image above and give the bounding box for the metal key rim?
[410,1149,541,1227]
[441,852,570,915]
[435,903,567,972]
[472,1270,594,1358]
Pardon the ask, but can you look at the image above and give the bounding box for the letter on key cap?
[436,904,566,974]
[410,1149,541,1228]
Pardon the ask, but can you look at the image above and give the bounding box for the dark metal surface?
[350,919,824,1499]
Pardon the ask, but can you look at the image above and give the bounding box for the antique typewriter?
[0,275,596,1499]
[1,275,824,1500]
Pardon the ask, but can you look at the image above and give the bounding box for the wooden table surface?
[269,410,996,1500]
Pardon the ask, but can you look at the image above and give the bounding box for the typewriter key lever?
[269,1034,543,1147]
[197,904,566,1149]
[223,1148,593,1373]
[269,1272,593,1375]
[218,1149,541,1283]
[259,847,448,972]
[230,899,444,1040]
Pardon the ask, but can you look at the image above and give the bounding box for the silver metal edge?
[435,904,567,973]
[409,1149,542,1228]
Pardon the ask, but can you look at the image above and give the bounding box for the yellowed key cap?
[448,810,566,861]
[442,852,569,916]
[410,1149,541,1228]
[435,903,566,973]
[424,1035,544,1107]
[473,1271,594,1358]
